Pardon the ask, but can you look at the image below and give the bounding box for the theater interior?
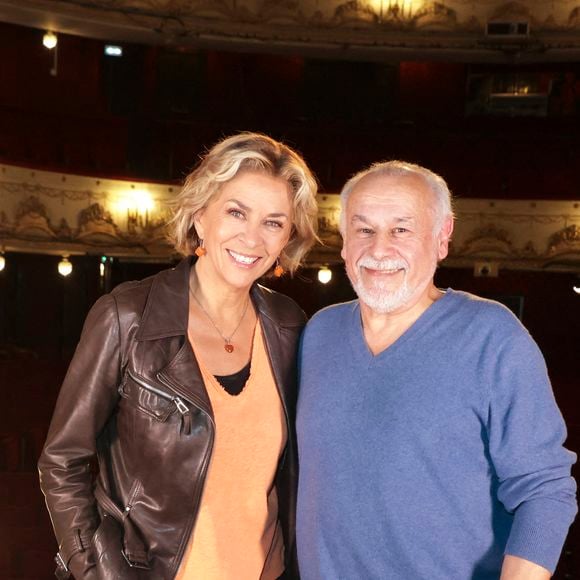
[0,0,579,578]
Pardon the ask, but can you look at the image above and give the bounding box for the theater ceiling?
[2,1,580,62]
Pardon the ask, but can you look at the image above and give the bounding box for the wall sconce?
[42,31,58,76]
[318,266,332,284]
[42,31,58,49]
[58,256,73,277]
[0,253,5,272]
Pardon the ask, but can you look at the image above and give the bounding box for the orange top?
[176,322,287,580]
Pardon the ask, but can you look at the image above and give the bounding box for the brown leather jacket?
[38,257,305,579]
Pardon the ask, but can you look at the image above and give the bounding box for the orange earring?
[194,240,206,257]
[273,259,284,278]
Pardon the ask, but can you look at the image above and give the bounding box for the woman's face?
[193,170,293,292]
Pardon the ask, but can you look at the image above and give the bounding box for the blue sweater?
[296,289,577,579]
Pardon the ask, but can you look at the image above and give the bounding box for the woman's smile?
[227,249,261,267]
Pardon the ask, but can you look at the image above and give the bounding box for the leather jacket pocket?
[120,370,192,434]
[120,371,177,422]
[91,515,147,580]
[92,479,150,579]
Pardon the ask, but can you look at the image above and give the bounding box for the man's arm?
[500,555,551,579]
[487,309,577,575]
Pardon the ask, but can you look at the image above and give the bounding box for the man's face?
[341,173,451,315]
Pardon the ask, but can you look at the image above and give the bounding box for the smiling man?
[296,161,577,579]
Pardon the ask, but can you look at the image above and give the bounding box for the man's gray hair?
[339,160,454,235]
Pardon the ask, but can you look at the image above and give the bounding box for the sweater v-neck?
[348,289,452,365]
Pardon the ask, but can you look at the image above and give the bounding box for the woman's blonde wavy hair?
[168,132,319,275]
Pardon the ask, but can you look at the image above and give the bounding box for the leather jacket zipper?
[127,370,192,433]
[155,370,215,576]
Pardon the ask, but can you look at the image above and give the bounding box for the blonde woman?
[39,132,318,580]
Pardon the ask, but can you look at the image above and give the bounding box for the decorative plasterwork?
[14,195,56,240]
[547,223,580,263]
[77,203,124,244]
[0,164,176,258]
[5,0,580,61]
[447,199,580,271]
[460,223,515,259]
[1,163,579,271]
[310,194,580,272]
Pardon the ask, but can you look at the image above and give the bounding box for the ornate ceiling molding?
[4,0,580,61]
[1,163,579,271]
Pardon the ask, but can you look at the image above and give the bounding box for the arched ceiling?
[2,0,580,62]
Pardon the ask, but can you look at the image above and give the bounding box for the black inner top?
[214,360,251,396]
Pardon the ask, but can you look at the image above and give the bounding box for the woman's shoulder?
[253,284,307,328]
[109,274,156,311]
[104,264,178,320]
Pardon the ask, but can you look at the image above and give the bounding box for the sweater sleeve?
[487,320,577,573]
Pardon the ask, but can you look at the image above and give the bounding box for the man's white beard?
[349,258,413,314]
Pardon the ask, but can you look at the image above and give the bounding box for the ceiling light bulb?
[318,266,332,284]
[58,256,72,277]
[43,31,58,50]
[573,286,580,295]
[0,254,5,272]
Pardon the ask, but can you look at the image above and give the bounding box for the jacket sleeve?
[38,293,123,578]
[488,325,578,573]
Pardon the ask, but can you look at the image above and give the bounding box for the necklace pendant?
[224,343,234,353]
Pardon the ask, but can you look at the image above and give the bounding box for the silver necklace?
[189,287,250,353]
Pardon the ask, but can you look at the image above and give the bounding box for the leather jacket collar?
[135,256,300,341]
